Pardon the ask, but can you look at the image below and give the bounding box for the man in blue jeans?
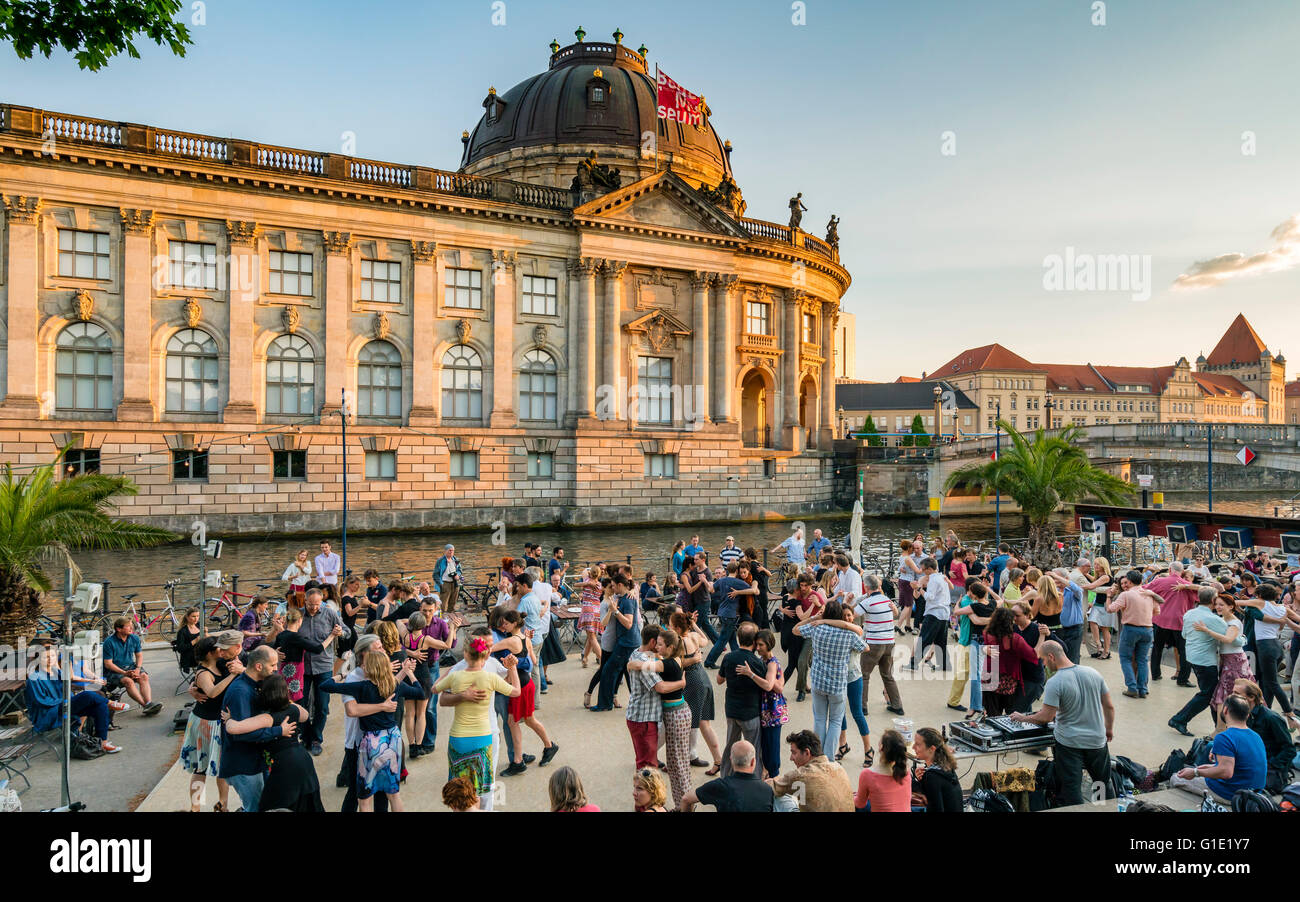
[593,574,640,711]
[705,563,750,668]
[219,645,285,811]
[1104,572,1163,697]
[1051,569,1086,664]
[298,589,347,756]
[1169,586,1224,736]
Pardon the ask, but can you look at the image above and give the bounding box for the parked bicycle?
[103,582,181,639]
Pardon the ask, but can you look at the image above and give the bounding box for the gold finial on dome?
[488,86,496,95]
[592,67,603,78]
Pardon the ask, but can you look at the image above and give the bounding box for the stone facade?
[0,46,850,537]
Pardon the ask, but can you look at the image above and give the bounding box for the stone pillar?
[714,274,739,424]
[819,302,836,448]
[569,257,599,422]
[321,231,352,416]
[2,195,42,414]
[781,289,803,451]
[602,260,627,419]
[223,220,260,423]
[690,271,712,428]
[409,241,438,425]
[117,208,157,420]
[489,249,517,427]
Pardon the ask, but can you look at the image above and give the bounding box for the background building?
[835,380,979,444]
[833,309,857,380]
[0,32,851,535]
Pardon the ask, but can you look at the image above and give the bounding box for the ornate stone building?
[0,32,850,535]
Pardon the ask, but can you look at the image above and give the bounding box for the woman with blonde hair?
[282,549,312,595]
[633,767,669,812]
[578,566,603,667]
[432,633,521,803]
[371,619,402,660]
[548,765,600,811]
[1084,557,1117,659]
[895,538,921,634]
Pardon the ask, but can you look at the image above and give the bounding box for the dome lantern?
[549,38,560,55]
[575,25,586,42]
[612,27,623,44]
[637,43,648,58]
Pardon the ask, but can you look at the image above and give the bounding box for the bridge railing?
[939,422,1300,460]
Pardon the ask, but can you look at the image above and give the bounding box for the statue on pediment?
[699,175,746,218]
[570,151,622,202]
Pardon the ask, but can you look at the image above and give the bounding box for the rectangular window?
[268,250,313,296]
[445,267,483,309]
[63,448,101,476]
[168,241,218,290]
[361,259,402,303]
[638,356,673,424]
[364,451,396,480]
[745,301,770,335]
[449,450,479,479]
[644,453,677,478]
[521,275,558,316]
[272,450,307,480]
[172,449,209,480]
[763,459,776,479]
[57,229,110,280]
[802,312,817,344]
[526,451,554,478]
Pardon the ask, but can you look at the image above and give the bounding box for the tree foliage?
[0,0,191,71]
[911,414,930,448]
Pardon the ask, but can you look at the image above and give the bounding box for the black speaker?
[1280,533,1300,556]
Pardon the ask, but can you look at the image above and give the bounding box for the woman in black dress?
[223,673,323,812]
[173,607,202,671]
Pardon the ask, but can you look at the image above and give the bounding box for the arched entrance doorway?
[739,368,771,447]
[798,374,817,448]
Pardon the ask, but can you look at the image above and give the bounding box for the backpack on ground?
[1157,748,1186,783]
[69,732,103,760]
[1030,759,1059,810]
[967,787,1015,812]
[1231,788,1281,812]
[1186,736,1214,767]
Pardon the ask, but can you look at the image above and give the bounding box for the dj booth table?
[942,714,1056,775]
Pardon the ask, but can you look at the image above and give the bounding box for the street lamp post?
[1044,391,1054,431]
[340,389,352,579]
[995,401,1002,545]
[1207,424,1214,513]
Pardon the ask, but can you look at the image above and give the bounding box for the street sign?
[1236,446,1256,466]
[1137,474,1153,488]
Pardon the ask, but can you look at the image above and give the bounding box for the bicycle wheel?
[158,611,179,640]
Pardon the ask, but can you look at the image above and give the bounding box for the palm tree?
[943,421,1135,565]
[0,458,177,649]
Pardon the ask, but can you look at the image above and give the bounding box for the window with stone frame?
[361,259,402,303]
[62,448,101,477]
[802,312,817,344]
[441,345,483,420]
[357,341,403,418]
[364,450,396,480]
[521,275,558,316]
[527,451,554,479]
[272,450,307,480]
[172,449,209,480]
[168,240,218,290]
[518,349,558,420]
[450,450,479,479]
[266,333,315,416]
[55,322,114,414]
[637,356,673,424]
[444,267,483,309]
[644,453,677,478]
[268,250,313,296]
[746,300,770,335]
[165,328,220,414]
[57,229,111,280]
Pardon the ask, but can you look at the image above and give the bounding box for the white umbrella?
[849,499,864,567]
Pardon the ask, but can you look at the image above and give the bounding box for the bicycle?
[205,581,268,629]
[105,589,181,640]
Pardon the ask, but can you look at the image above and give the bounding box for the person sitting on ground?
[101,617,162,716]
[633,767,670,812]
[1233,679,1295,794]
[678,739,775,812]
[548,765,601,811]
[768,729,855,812]
[911,727,963,812]
[855,728,912,812]
[26,640,127,754]
[1171,693,1267,804]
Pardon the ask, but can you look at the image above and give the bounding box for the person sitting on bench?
[102,618,163,716]
[26,641,128,754]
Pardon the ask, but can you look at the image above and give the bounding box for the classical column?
[116,208,157,420]
[714,274,739,423]
[602,260,627,420]
[321,230,352,416]
[690,271,712,428]
[819,301,837,448]
[2,195,42,414]
[781,289,803,451]
[568,257,599,422]
[409,241,438,424]
[223,220,260,423]
[489,249,517,427]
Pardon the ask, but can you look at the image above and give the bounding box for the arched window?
[55,322,113,413]
[518,349,557,420]
[266,333,315,416]
[441,345,483,420]
[165,328,219,413]
[357,341,402,418]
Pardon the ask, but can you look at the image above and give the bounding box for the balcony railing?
[741,426,772,448]
[739,332,777,350]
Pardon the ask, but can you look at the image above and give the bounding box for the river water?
[68,495,1289,610]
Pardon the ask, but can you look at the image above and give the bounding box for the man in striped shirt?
[853,573,904,716]
[719,536,744,568]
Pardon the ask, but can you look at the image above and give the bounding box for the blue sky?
[4,0,1299,379]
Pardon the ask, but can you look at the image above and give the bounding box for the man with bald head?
[1011,639,1114,806]
[678,739,774,812]
[219,644,288,812]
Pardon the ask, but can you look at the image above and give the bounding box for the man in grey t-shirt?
[1011,640,1114,806]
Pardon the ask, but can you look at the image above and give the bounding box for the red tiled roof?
[1094,365,1176,395]
[1286,380,1300,397]
[1038,363,1111,393]
[930,343,1039,377]
[1193,372,1252,398]
[894,375,921,383]
[1205,314,1268,367]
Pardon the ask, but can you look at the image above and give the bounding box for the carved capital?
[715,273,740,293]
[568,257,600,277]
[321,230,353,255]
[602,259,628,279]
[3,195,43,224]
[491,249,517,273]
[119,208,155,234]
[691,271,715,292]
[785,288,807,307]
[410,240,438,262]
[225,220,260,247]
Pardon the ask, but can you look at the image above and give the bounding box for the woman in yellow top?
[432,633,520,801]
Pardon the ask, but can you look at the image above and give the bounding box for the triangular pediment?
[625,307,693,353]
[573,170,750,240]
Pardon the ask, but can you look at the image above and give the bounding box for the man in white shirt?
[831,553,862,608]
[853,573,904,716]
[314,540,341,586]
[441,628,510,810]
[718,537,743,568]
[906,557,952,673]
[529,568,554,694]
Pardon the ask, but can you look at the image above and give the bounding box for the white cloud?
[1173,215,1300,289]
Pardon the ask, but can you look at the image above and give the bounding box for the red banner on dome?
[656,66,703,128]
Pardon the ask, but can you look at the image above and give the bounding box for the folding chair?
[171,636,196,695]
